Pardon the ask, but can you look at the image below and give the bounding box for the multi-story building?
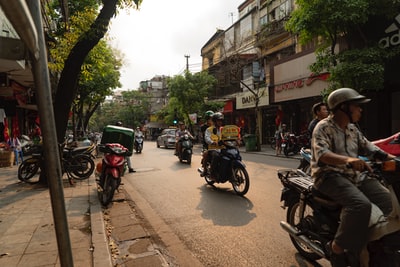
[202,0,400,143]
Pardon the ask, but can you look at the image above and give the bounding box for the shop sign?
[274,52,329,102]
[379,13,400,48]
[236,87,269,109]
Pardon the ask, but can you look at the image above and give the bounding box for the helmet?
[116,121,123,126]
[212,112,224,122]
[327,88,370,111]
[204,110,214,120]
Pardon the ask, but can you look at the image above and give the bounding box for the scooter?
[134,133,144,153]
[277,158,400,266]
[282,133,301,157]
[197,139,250,196]
[176,133,193,164]
[96,143,128,206]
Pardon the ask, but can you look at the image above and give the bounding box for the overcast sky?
[108,0,244,90]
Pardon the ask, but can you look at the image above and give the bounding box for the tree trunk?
[54,0,118,143]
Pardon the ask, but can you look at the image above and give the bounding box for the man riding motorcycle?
[174,121,194,156]
[310,88,396,266]
[200,112,224,179]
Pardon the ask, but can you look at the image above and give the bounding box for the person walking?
[275,123,287,156]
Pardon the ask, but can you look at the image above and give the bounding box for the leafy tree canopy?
[286,0,400,96]
[167,71,219,125]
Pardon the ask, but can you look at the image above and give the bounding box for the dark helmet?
[327,88,370,111]
[204,110,214,120]
[116,121,123,126]
[212,112,224,122]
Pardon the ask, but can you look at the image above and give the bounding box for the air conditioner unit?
[0,73,10,87]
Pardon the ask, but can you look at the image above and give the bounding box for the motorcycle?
[298,132,400,174]
[134,132,144,153]
[18,142,95,184]
[197,139,250,196]
[96,143,128,206]
[277,158,400,266]
[282,133,301,157]
[176,133,193,164]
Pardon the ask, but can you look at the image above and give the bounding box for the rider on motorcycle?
[200,110,214,150]
[174,121,194,156]
[200,112,224,179]
[310,88,396,266]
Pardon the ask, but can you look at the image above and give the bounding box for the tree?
[167,71,220,125]
[285,0,400,95]
[51,0,142,142]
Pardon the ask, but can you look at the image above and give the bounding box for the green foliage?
[285,0,400,94]
[167,71,218,125]
[90,90,150,131]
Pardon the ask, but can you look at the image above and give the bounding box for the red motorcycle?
[96,143,129,206]
[372,132,400,156]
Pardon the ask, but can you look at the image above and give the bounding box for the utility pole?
[184,54,190,72]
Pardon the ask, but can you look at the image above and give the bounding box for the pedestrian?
[115,121,135,173]
[308,102,329,137]
[311,88,395,266]
[275,123,287,156]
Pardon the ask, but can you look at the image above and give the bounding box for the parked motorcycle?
[282,133,301,157]
[18,143,95,184]
[176,133,193,164]
[277,159,400,266]
[197,139,249,196]
[134,132,144,153]
[96,143,128,206]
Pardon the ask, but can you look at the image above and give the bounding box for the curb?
[90,184,113,267]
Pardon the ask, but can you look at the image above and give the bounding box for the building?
[201,0,400,144]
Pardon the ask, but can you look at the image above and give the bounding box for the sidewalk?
[0,145,301,267]
[0,165,112,267]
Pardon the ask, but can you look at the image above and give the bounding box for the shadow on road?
[196,184,256,226]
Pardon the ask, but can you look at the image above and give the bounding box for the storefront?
[272,52,329,135]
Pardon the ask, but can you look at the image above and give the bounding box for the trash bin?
[244,134,257,151]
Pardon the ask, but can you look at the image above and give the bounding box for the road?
[124,141,330,267]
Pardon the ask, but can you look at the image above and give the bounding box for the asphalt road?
[124,141,330,267]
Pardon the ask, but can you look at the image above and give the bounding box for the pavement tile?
[112,224,148,242]
[123,254,164,267]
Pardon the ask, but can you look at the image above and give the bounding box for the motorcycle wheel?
[297,158,310,175]
[69,154,95,180]
[18,159,40,182]
[231,165,250,196]
[287,201,322,261]
[284,146,290,157]
[187,154,192,165]
[204,162,215,185]
[99,174,118,206]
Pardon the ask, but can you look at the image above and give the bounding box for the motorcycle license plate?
[281,143,286,148]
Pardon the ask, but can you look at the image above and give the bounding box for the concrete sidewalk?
[0,144,301,267]
[0,165,112,267]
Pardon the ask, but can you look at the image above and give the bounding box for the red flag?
[12,114,20,138]
[3,118,10,142]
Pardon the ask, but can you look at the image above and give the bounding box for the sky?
[108,0,244,91]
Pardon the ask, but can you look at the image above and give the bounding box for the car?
[156,128,176,148]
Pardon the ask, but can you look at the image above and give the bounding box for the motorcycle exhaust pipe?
[280,221,326,258]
